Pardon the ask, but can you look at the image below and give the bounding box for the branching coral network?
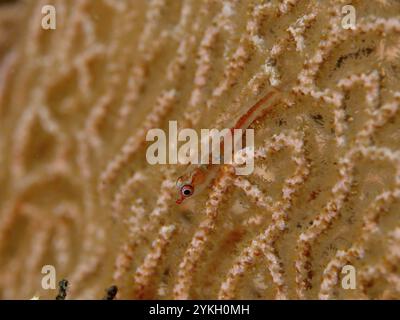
[0,0,399,299]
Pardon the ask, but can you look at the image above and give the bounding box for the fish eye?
[181,185,194,197]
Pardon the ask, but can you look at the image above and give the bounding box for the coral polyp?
[0,0,399,299]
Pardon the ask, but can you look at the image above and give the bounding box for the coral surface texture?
[0,0,399,299]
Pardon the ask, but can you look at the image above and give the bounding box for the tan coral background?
[0,0,399,300]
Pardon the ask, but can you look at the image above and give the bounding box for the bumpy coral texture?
[0,0,399,299]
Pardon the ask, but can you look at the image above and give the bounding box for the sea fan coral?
[0,0,399,300]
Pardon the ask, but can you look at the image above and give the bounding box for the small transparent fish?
[175,89,280,204]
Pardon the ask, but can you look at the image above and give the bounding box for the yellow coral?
[0,0,399,300]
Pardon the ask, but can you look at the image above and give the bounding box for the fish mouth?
[176,194,185,204]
